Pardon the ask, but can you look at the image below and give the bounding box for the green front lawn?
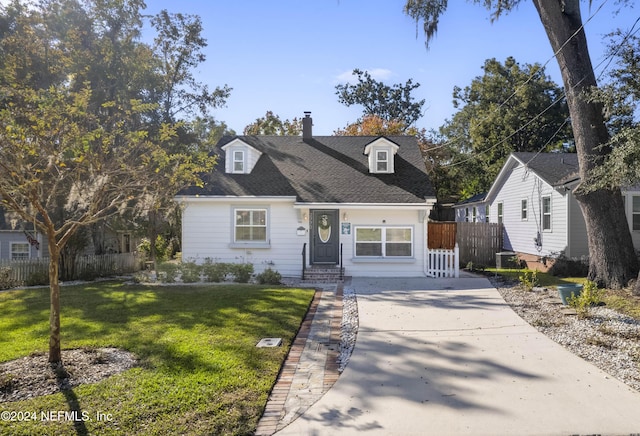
[0,282,315,435]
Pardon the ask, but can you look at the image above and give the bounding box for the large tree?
[404,0,638,288]
[441,56,571,196]
[335,68,426,126]
[243,110,302,135]
[585,31,640,295]
[0,0,219,364]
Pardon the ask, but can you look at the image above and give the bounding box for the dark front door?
[311,210,339,264]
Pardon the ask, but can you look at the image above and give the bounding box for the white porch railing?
[426,243,459,278]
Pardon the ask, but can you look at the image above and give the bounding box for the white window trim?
[485,204,490,223]
[542,196,552,232]
[11,242,30,260]
[232,150,245,173]
[376,150,389,172]
[230,207,271,248]
[353,226,414,258]
[521,199,528,221]
[497,202,504,224]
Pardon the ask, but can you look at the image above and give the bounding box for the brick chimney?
[302,111,312,139]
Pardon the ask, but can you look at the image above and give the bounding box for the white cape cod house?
[175,114,441,279]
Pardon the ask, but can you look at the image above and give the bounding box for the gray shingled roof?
[512,152,579,186]
[179,135,435,204]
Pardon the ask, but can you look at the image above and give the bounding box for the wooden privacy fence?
[427,221,503,269]
[456,222,503,267]
[0,253,142,286]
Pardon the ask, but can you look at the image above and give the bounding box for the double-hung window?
[355,227,413,258]
[11,243,29,260]
[521,199,528,220]
[233,151,245,173]
[234,209,267,242]
[376,150,389,172]
[497,202,504,224]
[542,196,552,231]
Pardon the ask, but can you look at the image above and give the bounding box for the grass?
[487,268,640,320]
[0,282,315,435]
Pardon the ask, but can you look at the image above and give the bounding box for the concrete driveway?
[277,277,640,435]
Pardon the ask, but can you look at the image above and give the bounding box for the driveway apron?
[276,277,640,435]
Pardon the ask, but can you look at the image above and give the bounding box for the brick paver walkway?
[255,283,343,435]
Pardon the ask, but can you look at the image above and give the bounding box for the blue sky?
[142,0,639,135]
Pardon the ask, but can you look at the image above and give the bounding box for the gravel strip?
[490,276,640,392]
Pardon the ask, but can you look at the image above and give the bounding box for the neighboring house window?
[355,227,413,257]
[472,207,477,222]
[633,196,640,231]
[235,209,267,242]
[465,208,469,222]
[521,199,528,220]
[376,150,388,172]
[11,243,29,260]
[233,151,245,173]
[542,196,552,231]
[485,205,490,223]
[497,202,503,224]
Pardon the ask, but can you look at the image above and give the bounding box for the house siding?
[181,199,305,277]
[339,208,428,277]
[0,232,44,260]
[566,190,589,258]
[488,163,571,257]
[180,199,432,278]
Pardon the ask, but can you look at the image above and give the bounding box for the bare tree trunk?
[533,0,638,288]
[48,247,62,364]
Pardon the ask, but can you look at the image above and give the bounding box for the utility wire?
[424,0,628,164]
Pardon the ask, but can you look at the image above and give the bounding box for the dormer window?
[376,150,389,172]
[221,139,262,174]
[233,151,245,173]
[363,137,399,174]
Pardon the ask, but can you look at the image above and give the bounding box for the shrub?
[0,267,15,290]
[138,236,171,263]
[518,270,539,291]
[25,269,49,286]
[157,262,180,283]
[256,268,282,285]
[202,259,228,282]
[230,263,254,283]
[181,260,202,283]
[568,280,604,319]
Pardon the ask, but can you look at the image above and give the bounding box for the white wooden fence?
[0,253,142,286]
[426,243,460,278]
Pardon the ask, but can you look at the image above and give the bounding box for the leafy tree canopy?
[441,56,572,195]
[243,110,302,135]
[0,0,227,363]
[335,68,425,126]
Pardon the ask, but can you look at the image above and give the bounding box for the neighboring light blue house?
[0,205,43,260]
[459,152,640,269]
[453,192,488,223]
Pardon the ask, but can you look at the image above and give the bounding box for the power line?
[425,0,627,164]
